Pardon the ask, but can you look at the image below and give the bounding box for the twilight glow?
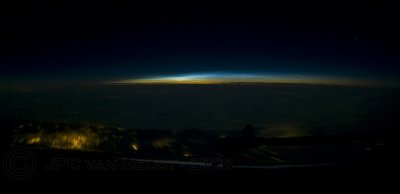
[109,72,383,86]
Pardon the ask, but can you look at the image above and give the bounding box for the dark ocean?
[0,84,398,136]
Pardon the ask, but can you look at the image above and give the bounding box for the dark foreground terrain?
[1,118,399,184]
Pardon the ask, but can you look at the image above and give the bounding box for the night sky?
[1,0,399,84]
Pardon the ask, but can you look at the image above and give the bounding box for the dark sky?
[1,0,399,82]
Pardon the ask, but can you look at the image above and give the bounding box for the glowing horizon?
[108,72,384,87]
